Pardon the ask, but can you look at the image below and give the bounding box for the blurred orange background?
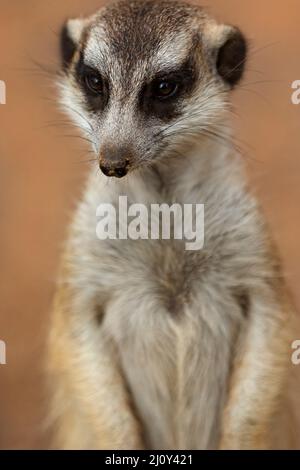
[0,0,299,449]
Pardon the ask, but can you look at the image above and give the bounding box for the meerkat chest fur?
[67,141,266,449]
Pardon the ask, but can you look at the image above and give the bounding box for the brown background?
[0,0,299,449]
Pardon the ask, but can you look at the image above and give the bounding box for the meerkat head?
[59,0,247,178]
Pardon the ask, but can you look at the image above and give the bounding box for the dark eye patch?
[75,53,109,112]
[140,57,198,122]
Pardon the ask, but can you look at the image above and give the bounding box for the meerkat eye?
[84,72,104,95]
[151,79,179,100]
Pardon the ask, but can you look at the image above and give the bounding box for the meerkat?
[47,0,296,450]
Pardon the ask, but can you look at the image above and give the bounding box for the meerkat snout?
[99,163,128,178]
[58,0,247,175]
[99,144,132,178]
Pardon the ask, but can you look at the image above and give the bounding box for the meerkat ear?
[60,19,85,70]
[215,25,248,87]
[206,23,247,88]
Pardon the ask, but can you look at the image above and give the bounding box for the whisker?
[62,104,94,132]
[55,133,95,146]
[222,41,280,82]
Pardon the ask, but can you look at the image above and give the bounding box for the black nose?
[99,144,133,178]
[99,163,128,178]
